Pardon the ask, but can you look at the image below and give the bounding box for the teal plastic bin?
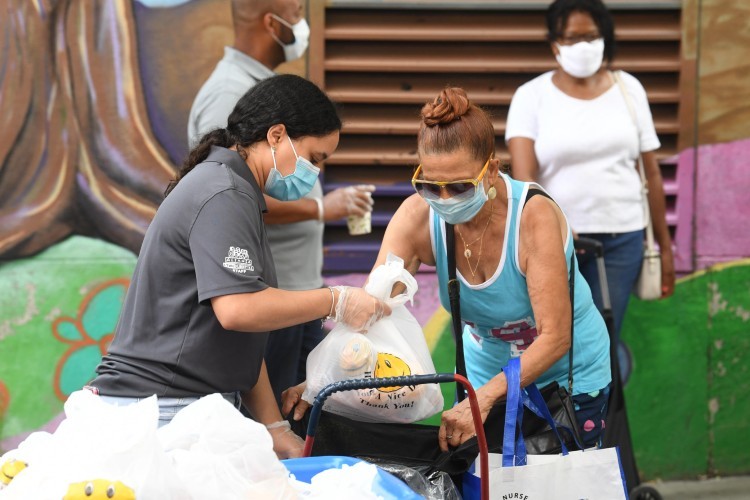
[283,455,423,500]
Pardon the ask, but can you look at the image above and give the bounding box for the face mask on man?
[555,38,605,79]
[270,14,310,62]
[265,135,320,201]
[425,183,488,225]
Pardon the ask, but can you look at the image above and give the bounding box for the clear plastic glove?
[323,185,375,220]
[281,382,310,421]
[333,286,391,333]
[267,420,304,459]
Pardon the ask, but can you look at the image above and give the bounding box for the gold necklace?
[456,200,494,277]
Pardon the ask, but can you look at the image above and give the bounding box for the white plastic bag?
[0,390,186,500]
[302,254,443,423]
[0,392,303,500]
[293,462,382,500]
[158,394,296,499]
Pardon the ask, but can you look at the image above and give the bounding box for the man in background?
[188,0,374,407]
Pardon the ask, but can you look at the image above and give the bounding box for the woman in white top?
[506,0,675,350]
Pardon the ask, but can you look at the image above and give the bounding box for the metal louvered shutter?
[310,1,682,273]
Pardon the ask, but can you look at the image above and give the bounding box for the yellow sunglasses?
[412,158,491,199]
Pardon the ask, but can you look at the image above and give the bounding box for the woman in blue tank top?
[371,87,612,449]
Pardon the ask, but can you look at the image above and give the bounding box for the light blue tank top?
[432,173,611,395]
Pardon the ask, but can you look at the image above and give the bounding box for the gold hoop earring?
[488,185,497,200]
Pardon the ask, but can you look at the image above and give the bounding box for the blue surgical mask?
[265,136,320,201]
[426,183,488,225]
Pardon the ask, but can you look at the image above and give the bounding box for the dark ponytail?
[166,74,341,197]
[165,128,232,196]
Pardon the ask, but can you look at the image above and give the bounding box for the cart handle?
[303,372,490,500]
[574,236,604,257]
[573,236,613,311]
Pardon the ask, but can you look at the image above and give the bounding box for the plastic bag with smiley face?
[302,254,443,423]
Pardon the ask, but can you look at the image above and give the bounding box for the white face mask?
[555,38,605,79]
[270,15,310,62]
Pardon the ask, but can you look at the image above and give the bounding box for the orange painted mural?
[52,279,130,402]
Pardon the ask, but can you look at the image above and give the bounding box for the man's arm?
[263,185,375,225]
[262,196,319,224]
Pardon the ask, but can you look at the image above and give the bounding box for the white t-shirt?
[505,71,660,233]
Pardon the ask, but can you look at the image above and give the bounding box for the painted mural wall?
[0,0,303,452]
[0,0,748,482]
[0,0,231,451]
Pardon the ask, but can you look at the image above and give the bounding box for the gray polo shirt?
[92,146,277,397]
[187,47,275,147]
[187,46,324,291]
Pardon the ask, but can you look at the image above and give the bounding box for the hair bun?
[421,87,471,127]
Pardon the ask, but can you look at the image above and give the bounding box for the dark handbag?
[445,222,583,454]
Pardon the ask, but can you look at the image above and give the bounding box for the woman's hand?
[267,421,304,459]
[438,389,495,452]
[333,286,391,333]
[660,248,675,298]
[281,382,310,421]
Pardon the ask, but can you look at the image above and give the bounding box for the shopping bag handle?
[502,359,571,466]
[502,358,527,466]
[364,253,418,307]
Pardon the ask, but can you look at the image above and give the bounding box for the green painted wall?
[622,260,750,479]
[0,237,136,450]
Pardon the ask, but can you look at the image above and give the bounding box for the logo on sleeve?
[222,246,255,274]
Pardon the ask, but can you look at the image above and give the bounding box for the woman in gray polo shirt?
[90,75,389,459]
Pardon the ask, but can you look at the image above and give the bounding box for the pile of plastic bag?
[0,391,389,499]
[302,254,443,423]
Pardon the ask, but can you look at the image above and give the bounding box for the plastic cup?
[347,211,372,235]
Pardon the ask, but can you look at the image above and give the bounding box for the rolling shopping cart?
[296,373,490,500]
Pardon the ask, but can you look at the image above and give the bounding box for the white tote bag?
[464,358,628,499]
[473,448,628,499]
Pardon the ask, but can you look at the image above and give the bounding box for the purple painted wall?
[674,148,696,272]
[694,138,750,268]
